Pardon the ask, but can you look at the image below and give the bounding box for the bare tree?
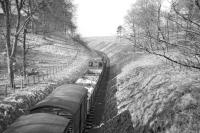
[0,0,77,88]
[0,0,15,88]
[125,0,200,70]
[0,0,39,88]
[117,25,123,40]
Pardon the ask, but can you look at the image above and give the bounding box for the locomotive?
[4,52,108,133]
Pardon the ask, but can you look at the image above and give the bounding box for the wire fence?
[0,48,80,98]
[0,63,65,97]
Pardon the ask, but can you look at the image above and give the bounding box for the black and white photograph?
[0,0,200,133]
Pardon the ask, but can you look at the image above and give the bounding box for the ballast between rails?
[3,51,109,133]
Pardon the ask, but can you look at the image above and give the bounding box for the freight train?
[3,52,109,133]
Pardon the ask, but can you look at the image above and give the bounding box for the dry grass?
[87,36,200,133]
[112,53,200,133]
[0,33,91,132]
[0,33,81,95]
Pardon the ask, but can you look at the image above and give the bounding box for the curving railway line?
[3,51,110,133]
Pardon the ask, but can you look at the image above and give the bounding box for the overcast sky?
[74,0,134,37]
[73,0,171,37]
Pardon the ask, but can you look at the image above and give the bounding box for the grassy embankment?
[87,36,200,133]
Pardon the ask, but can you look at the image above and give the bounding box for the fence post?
[50,68,51,78]
[49,67,52,80]
[43,73,45,81]
[21,78,23,89]
[37,74,40,83]
[49,68,51,79]
[47,70,48,78]
[53,66,55,76]
[5,84,7,97]
[23,75,26,86]
[33,76,35,84]
[13,82,15,92]
[27,76,29,85]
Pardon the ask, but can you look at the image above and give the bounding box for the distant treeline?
[0,0,76,35]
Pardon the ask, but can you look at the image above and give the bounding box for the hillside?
[0,33,92,132]
[87,36,200,133]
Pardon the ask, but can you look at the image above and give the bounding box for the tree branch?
[195,0,200,10]
[146,48,200,70]
[172,2,200,28]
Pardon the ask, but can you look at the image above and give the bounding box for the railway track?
[84,53,110,133]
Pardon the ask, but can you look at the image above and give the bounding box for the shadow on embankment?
[102,63,135,133]
[89,56,135,133]
[103,63,120,121]
[104,63,162,133]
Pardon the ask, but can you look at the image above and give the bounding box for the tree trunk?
[7,57,15,88]
[167,19,169,41]
[23,29,27,80]
[11,1,21,58]
[4,0,15,88]
[157,4,161,40]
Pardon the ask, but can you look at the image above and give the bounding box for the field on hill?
[0,34,92,132]
[87,36,200,132]
[0,33,88,97]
